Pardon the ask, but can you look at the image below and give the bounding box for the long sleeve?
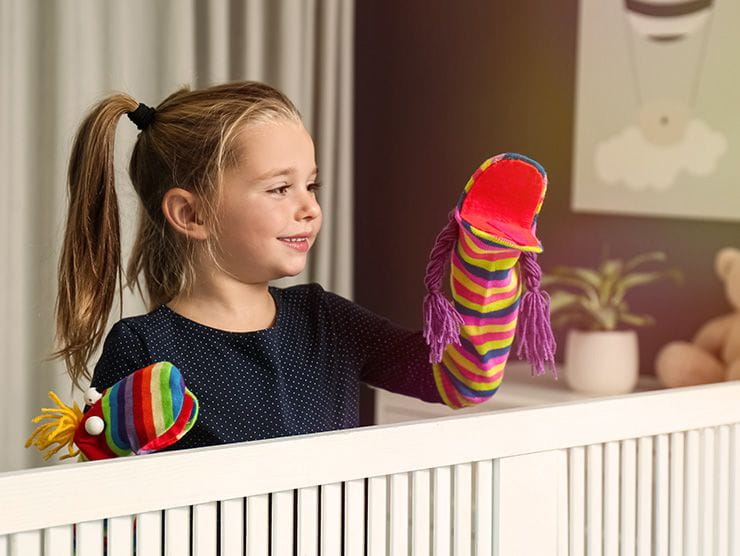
[322,289,444,403]
[432,225,523,409]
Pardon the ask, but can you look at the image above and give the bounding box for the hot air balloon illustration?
[572,0,737,219]
[625,0,714,41]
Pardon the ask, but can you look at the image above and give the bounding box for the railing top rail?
[2,381,739,534]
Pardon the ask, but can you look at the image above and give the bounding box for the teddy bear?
[655,247,740,387]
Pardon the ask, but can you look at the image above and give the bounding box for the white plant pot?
[565,330,639,395]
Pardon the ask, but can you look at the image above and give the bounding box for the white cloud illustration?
[594,119,728,191]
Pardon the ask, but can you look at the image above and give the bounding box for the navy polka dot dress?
[90,283,443,451]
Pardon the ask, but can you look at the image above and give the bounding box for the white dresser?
[374,361,663,425]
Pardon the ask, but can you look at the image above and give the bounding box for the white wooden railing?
[1,382,739,555]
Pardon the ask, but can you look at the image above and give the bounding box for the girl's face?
[211,118,323,283]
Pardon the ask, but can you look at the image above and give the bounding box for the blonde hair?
[51,81,301,390]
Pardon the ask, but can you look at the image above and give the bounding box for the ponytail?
[51,94,138,390]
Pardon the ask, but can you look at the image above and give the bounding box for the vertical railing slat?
[654,434,670,556]
[367,476,387,556]
[433,466,452,556]
[297,486,319,556]
[620,439,637,556]
[603,441,620,556]
[569,447,585,556]
[271,490,294,556]
[246,494,269,556]
[76,520,104,556]
[586,444,603,556]
[493,452,563,554]
[700,428,715,556]
[220,498,245,556]
[684,430,700,555]
[411,469,431,556]
[715,426,729,556]
[730,424,740,556]
[108,516,134,556]
[473,460,493,556]
[193,502,217,556]
[557,450,569,556]
[43,524,73,556]
[389,472,409,556]
[344,479,365,556]
[136,510,163,556]
[164,507,190,556]
[667,432,684,556]
[453,463,472,555]
[9,530,41,556]
[636,437,653,556]
[320,483,342,556]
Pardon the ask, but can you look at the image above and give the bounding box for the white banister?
[3,382,739,536]
[0,381,739,556]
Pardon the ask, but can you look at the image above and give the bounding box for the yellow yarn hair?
[25,391,83,461]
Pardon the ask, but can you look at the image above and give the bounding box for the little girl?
[51,81,550,454]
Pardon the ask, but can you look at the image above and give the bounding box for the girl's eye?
[270,183,322,196]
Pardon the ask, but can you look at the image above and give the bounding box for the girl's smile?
[278,237,311,252]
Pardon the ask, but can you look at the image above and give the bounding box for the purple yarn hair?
[515,251,558,377]
[422,210,463,364]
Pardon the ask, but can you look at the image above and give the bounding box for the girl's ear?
[161,188,209,240]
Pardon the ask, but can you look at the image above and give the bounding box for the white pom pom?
[84,416,105,436]
[84,387,102,405]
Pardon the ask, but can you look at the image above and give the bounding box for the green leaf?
[544,266,602,289]
[542,251,680,332]
[612,269,682,305]
[597,259,622,307]
[542,275,600,305]
[551,311,600,331]
[547,290,582,313]
[624,251,667,273]
[594,307,618,330]
[618,312,656,327]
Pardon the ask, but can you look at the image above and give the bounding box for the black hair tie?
[127,103,156,131]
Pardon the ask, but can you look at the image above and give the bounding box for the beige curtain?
[0,0,354,472]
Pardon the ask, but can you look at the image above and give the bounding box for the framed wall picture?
[572,0,740,221]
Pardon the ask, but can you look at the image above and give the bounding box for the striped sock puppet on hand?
[26,362,199,461]
[423,153,556,409]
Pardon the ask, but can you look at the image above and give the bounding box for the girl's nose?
[297,190,321,220]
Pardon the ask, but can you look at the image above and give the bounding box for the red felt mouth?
[459,158,544,248]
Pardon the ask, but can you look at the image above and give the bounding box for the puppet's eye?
[84,387,102,405]
[84,416,105,436]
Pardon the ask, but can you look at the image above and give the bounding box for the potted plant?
[542,251,682,394]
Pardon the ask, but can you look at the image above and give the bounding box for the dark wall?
[354,0,739,403]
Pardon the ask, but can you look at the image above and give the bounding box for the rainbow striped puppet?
[26,362,199,461]
[423,153,556,409]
